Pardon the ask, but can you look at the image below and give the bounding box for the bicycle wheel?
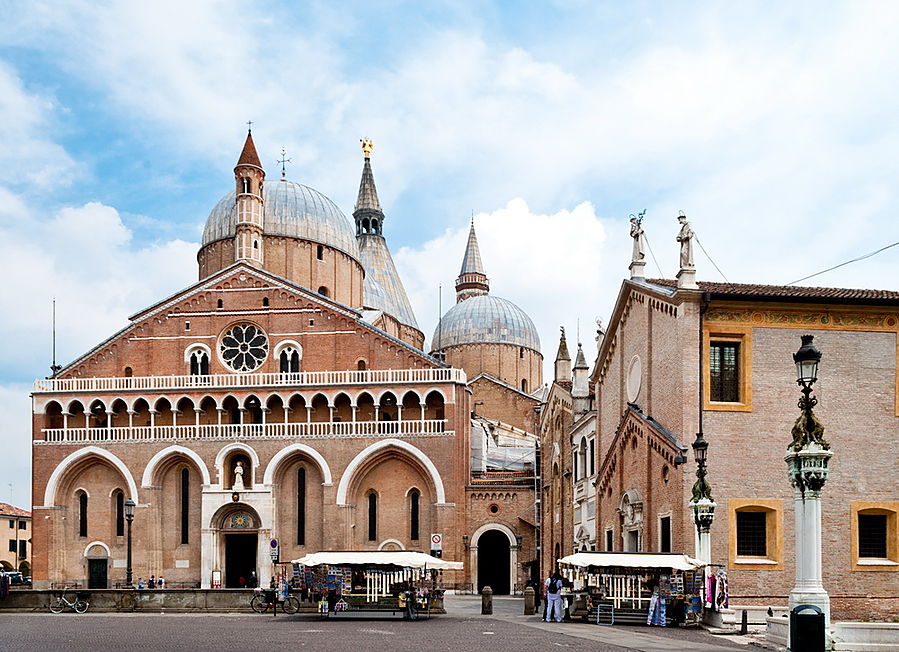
[250,594,268,613]
[282,596,300,614]
[74,600,89,614]
[49,598,65,614]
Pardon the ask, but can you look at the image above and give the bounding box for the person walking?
[544,570,564,623]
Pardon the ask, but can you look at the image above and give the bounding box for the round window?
[220,323,269,372]
[489,504,499,514]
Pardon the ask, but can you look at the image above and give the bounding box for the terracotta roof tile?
[647,279,899,303]
[236,131,262,168]
[0,502,30,518]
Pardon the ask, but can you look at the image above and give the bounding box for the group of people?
[135,575,165,589]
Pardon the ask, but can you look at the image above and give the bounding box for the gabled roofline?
[469,372,541,401]
[54,262,446,377]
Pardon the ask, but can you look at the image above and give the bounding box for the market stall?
[558,552,709,627]
[291,551,463,619]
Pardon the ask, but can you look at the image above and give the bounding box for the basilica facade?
[30,133,541,592]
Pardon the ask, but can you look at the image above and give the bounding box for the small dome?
[432,294,540,351]
[202,180,360,261]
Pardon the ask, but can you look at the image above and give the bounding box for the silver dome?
[202,179,360,260]
[432,294,540,351]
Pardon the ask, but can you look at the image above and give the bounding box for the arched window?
[357,360,367,371]
[367,491,378,542]
[78,491,88,537]
[241,178,250,194]
[114,490,124,537]
[280,348,300,373]
[318,286,329,298]
[253,239,259,250]
[521,378,528,393]
[519,347,525,359]
[297,467,306,546]
[124,366,133,378]
[262,297,269,307]
[180,468,190,545]
[316,245,323,260]
[217,299,223,309]
[189,349,210,376]
[410,489,420,541]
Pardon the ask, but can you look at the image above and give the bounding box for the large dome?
[202,179,360,260]
[432,294,540,351]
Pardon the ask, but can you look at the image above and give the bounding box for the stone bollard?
[523,586,535,615]
[481,586,493,615]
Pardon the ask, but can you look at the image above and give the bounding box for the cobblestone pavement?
[0,595,758,651]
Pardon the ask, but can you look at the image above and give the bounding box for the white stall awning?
[292,551,463,570]
[558,552,704,571]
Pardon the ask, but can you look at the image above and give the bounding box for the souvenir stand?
[291,551,463,619]
[558,552,706,627]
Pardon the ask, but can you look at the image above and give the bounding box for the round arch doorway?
[216,506,259,588]
[477,529,511,595]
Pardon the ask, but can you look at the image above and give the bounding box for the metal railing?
[34,368,466,394]
[40,419,451,443]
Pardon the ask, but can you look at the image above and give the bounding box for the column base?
[789,588,832,650]
[629,261,646,281]
[676,267,698,289]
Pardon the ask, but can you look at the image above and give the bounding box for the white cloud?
[0,384,32,510]
[396,197,609,382]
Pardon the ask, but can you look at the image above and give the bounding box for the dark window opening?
[115,491,124,537]
[710,341,740,402]
[589,439,595,476]
[318,286,329,298]
[357,360,366,371]
[410,490,420,541]
[78,492,88,538]
[367,492,377,542]
[17,540,25,559]
[521,379,528,392]
[297,467,306,546]
[217,299,223,309]
[660,516,671,553]
[180,468,190,545]
[858,513,888,558]
[316,245,323,260]
[262,297,269,307]
[241,178,250,194]
[7,540,14,553]
[736,511,767,557]
[519,347,524,359]
[184,320,190,331]
[253,239,258,249]
[124,366,133,377]
[189,351,209,376]
[280,349,300,373]
[605,529,613,551]
[7,520,12,529]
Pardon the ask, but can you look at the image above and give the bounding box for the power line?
[787,240,899,285]
[643,234,666,278]
[694,234,731,285]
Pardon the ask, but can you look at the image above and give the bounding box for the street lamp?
[689,431,716,564]
[124,499,136,587]
[785,334,832,631]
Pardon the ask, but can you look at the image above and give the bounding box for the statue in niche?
[233,461,245,491]
[676,213,695,269]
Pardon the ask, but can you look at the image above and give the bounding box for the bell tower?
[234,126,265,266]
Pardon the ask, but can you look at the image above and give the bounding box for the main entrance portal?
[225,533,257,588]
[477,529,510,594]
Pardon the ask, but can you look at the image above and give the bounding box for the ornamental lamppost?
[124,499,136,587]
[785,335,832,628]
[689,430,715,564]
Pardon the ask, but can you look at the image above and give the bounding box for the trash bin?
[790,604,825,652]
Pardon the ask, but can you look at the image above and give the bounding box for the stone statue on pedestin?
[676,214,695,269]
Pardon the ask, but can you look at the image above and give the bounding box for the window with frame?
[18,540,25,559]
[605,529,613,551]
[8,540,15,553]
[410,489,420,541]
[114,490,125,537]
[736,511,767,557]
[858,514,887,558]
[297,467,306,546]
[7,519,12,529]
[710,341,740,402]
[180,468,190,545]
[18,521,25,530]
[78,491,88,538]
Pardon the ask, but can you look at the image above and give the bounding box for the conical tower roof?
[355,156,382,214]
[574,343,588,369]
[556,327,571,362]
[459,221,486,275]
[236,130,262,168]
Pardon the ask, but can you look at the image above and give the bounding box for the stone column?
[785,443,833,630]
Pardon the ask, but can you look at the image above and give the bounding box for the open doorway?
[477,530,510,594]
[225,533,257,588]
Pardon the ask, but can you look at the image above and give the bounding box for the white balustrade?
[39,419,451,443]
[34,368,466,394]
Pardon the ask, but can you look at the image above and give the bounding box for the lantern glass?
[124,499,136,518]
[795,358,818,384]
[692,435,708,464]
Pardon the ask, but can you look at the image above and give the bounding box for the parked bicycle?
[250,588,299,615]
[49,591,90,614]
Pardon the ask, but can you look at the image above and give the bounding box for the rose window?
[220,323,269,372]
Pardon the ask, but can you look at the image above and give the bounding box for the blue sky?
[2,1,899,507]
